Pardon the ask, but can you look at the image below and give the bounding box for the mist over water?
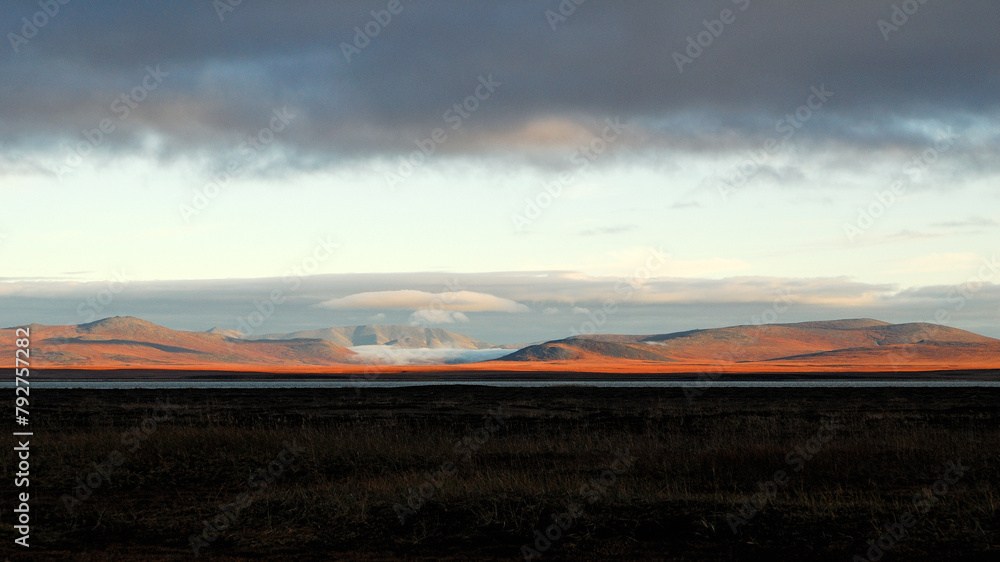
[348,345,512,365]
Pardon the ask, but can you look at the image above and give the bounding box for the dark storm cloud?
[1,0,997,168]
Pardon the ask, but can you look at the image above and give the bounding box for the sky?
[1,0,998,343]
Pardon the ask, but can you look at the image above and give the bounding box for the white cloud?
[572,306,590,314]
[319,290,529,312]
[489,273,896,308]
[350,346,510,365]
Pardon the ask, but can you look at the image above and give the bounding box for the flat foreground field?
[2,386,998,560]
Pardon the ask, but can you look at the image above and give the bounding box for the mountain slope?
[3,317,358,369]
[3,317,996,373]
[498,319,1000,371]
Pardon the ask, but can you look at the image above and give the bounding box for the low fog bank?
[349,346,513,365]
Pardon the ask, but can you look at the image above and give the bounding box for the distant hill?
[498,319,1000,371]
[2,317,997,373]
[248,324,508,350]
[3,317,358,369]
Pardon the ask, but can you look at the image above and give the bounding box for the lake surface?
[19,380,1000,389]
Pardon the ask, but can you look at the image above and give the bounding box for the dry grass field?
[2,385,998,560]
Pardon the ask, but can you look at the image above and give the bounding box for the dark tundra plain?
[1,386,998,560]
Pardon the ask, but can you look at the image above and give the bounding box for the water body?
[20,380,1000,389]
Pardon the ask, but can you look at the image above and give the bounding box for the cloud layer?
[3,271,997,342]
[318,289,529,312]
[2,1,998,175]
